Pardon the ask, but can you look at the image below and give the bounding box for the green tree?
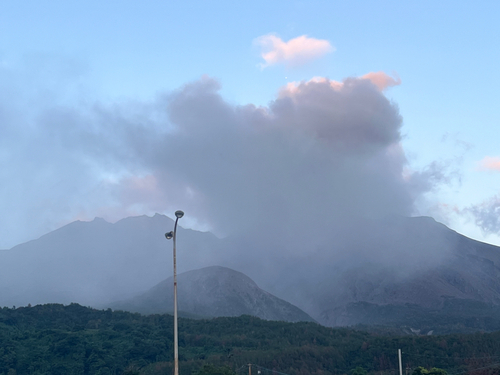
[350,366,367,375]
[412,367,428,375]
[412,367,447,375]
[428,368,448,375]
[196,364,236,375]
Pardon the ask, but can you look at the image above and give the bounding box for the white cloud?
[255,34,334,68]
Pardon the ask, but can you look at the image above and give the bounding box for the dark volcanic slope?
[313,217,500,327]
[110,266,315,323]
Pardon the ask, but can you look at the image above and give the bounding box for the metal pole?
[398,349,402,375]
[173,217,179,375]
[165,211,183,375]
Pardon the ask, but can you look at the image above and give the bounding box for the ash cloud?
[147,76,418,239]
[2,63,466,315]
[1,63,443,260]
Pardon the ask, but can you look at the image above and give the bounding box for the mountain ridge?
[2,213,500,331]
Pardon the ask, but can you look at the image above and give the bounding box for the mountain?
[2,213,500,332]
[298,216,500,329]
[0,214,222,307]
[109,266,315,323]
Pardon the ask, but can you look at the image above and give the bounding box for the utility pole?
[248,364,252,375]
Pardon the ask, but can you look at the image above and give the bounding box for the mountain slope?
[110,266,315,323]
[306,217,500,327]
[0,214,222,307]
[2,214,500,332]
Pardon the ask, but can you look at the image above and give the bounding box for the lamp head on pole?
[175,210,184,219]
[165,231,174,240]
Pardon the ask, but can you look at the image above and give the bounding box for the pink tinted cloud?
[281,72,401,96]
[255,34,334,68]
[361,71,401,91]
[478,156,500,171]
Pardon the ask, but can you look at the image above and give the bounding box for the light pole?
[165,210,184,375]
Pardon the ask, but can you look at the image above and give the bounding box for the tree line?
[1,304,500,375]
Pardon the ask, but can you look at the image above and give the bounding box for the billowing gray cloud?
[148,76,413,239]
[0,65,442,251]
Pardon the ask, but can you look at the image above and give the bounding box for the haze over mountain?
[2,213,500,330]
[110,266,315,323]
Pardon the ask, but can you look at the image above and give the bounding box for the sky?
[1,0,499,249]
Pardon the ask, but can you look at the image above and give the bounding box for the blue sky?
[1,0,499,248]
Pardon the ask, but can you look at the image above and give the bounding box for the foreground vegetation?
[2,304,500,375]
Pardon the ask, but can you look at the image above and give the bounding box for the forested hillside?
[2,304,500,375]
